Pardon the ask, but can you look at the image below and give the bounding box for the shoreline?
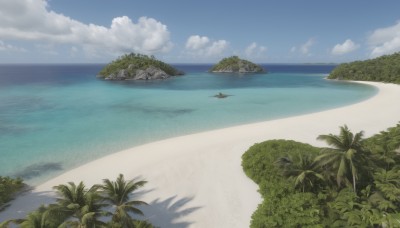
[1,81,400,227]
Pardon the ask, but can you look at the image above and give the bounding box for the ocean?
[0,64,377,185]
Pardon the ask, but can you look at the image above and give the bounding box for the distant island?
[209,56,265,73]
[328,52,400,84]
[97,53,184,80]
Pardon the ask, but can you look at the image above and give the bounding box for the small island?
[213,92,231,99]
[209,56,265,73]
[328,52,400,84]
[97,53,184,80]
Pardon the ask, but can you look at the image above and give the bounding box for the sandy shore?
[1,81,400,227]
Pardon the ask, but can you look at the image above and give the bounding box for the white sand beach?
[1,81,400,227]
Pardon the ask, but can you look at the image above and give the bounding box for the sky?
[1,0,400,64]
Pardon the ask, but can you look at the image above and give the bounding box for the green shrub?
[0,176,25,211]
[242,140,323,227]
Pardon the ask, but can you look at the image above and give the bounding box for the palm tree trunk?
[352,174,356,193]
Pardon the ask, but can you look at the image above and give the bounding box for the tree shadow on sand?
[0,176,202,228]
[0,190,56,221]
[139,195,202,228]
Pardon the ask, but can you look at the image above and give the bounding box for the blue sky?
[1,0,400,63]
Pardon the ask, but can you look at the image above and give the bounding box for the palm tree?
[276,153,324,192]
[100,174,148,227]
[1,205,64,228]
[50,181,106,227]
[315,125,366,193]
[367,130,400,170]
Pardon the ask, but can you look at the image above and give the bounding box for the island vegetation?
[0,177,25,212]
[98,53,184,80]
[209,56,265,73]
[242,123,400,227]
[1,174,154,228]
[328,52,400,84]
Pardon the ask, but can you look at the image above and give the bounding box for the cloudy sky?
[1,0,400,63]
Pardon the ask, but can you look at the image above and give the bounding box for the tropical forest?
[328,52,400,84]
[242,123,400,227]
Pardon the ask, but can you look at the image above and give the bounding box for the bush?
[242,140,323,227]
[0,176,25,211]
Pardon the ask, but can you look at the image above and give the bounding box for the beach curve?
[1,81,400,227]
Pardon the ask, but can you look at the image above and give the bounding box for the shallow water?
[0,64,377,185]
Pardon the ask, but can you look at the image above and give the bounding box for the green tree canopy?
[242,123,400,227]
[0,176,25,211]
[209,56,265,73]
[98,52,183,78]
[328,52,400,84]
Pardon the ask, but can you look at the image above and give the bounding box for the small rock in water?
[213,92,231,99]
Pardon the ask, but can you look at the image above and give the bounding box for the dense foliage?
[0,177,25,211]
[328,52,400,83]
[242,124,400,227]
[209,56,264,72]
[98,53,182,78]
[1,174,154,228]
[242,140,324,227]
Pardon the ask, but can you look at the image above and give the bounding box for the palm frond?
[317,134,344,149]
[101,174,148,223]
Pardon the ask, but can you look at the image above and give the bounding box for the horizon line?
[0,62,340,65]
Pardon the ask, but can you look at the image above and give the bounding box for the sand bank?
[1,81,400,227]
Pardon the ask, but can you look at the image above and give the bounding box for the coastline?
[1,81,400,227]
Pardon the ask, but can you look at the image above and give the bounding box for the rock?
[132,66,169,80]
[146,66,169,80]
[105,74,115,80]
[104,70,128,80]
[134,69,148,80]
[213,92,231,99]
[117,69,128,80]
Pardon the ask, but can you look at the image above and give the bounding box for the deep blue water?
[0,64,336,88]
[0,64,376,184]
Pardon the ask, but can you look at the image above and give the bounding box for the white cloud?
[185,35,210,50]
[185,35,228,57]
[69,46,79,57]
[245,42,267,57]
[368,21,400,57]
[205,40,229,56]
[0,40,26,52]
[331,39,359,55]
[245,42,257,56]
[300,38,314,55]
[35,43,58,55]
[0,0,172,57]
[290,39,315,56]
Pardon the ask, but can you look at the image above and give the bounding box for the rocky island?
[209,56,265,73]
[97,53,184,80]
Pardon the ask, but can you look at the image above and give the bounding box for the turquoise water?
[0,64,377,185]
